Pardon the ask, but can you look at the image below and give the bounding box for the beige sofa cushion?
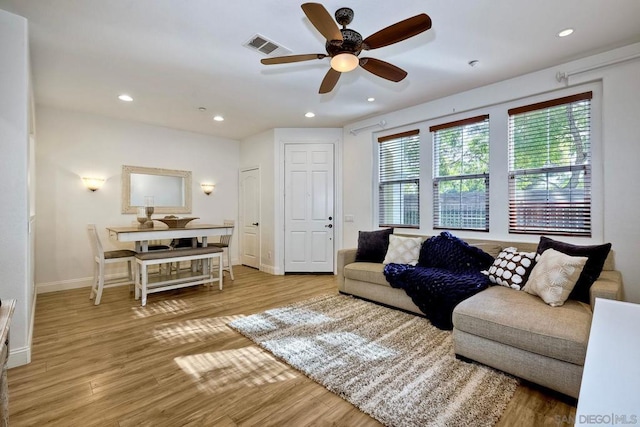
[452,286,592,365]
[343,262,389,287]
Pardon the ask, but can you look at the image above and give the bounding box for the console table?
[0,299,16,427]
[576,298,640,426]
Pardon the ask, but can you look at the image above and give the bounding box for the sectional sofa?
[337,235,622,398]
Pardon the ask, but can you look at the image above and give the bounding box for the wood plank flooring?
[9,266,576,426]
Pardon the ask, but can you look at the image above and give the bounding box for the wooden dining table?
[106,223,232,251]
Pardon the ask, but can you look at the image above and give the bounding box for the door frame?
[275,129,343,275]
[239,166,261,270]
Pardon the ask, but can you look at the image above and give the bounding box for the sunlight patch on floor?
[316,332,397,361]
[152,315,244,344]
[174,346,299,393]
[264,307,335,325]
[229,307,335,335]
[131,298,194,318]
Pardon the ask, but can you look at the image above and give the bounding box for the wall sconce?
[82,177,105,192]
[201,183,215,195]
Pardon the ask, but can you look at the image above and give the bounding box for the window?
[508,92,592,236]
[378,130,420,228]
[431,115,490,231]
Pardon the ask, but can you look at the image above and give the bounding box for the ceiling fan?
[261,3,432,94]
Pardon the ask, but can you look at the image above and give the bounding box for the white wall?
[0,10,33,366]
[342,42,640,303]
[239,128,343,274]
[598,59,640,303]
[239,129,275,272]
[35,106,240,292]
[0,9,32,367]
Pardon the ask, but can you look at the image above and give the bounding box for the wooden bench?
[134,246,224,306]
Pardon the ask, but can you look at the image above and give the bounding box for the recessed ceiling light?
[305,112,315,118]
[558,28,574,37]
[118,94,133,102]
[468,59,479,67]
[367,97,375,102]
[198,107,207,112]
[213,115,224,122]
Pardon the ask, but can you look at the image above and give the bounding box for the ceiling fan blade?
[261,54,327,65]
[359,58,407,82]
[363,14,432,50]
[319,68,341,94]
[301,3,343,43]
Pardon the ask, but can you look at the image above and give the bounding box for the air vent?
[244,34,291,56]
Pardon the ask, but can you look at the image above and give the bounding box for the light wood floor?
[9,266,576,426]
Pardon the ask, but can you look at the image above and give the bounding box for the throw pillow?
[355,228,394,263]
[537,236,612,303]
[383,235,422,265]
[417,231,494,273]
[523,248,588,307]
[483,247,536,290]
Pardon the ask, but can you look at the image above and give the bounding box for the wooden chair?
[87,224,137,305]
[209,219,235,280]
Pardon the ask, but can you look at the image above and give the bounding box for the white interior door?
[284,143,334,272]
[240,167,260,269]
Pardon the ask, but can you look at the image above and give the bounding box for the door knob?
[252,222,259,226]
[325,224,333,228]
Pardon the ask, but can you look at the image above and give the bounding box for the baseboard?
[37,276,92,294]
[260,264,283,275]
[37,265,238,293]
[8,345,30,368]
[28,290,37,351]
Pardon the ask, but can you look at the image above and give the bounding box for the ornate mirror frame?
[121,165,192,214]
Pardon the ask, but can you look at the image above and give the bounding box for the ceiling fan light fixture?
[330,53,359,72]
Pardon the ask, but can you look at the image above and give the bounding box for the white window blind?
[508,92,592,236]
[378,130,420,228]
[431,115,490,231]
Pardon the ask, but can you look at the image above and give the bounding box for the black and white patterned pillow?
[483,247,536,290]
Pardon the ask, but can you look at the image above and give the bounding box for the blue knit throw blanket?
[384,232,494,330]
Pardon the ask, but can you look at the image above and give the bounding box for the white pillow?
[523,248,588,307]
[383,235,422,265]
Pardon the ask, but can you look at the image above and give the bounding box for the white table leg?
[134,262,140,300]
[218,253,223,290]
[141,265,148,307]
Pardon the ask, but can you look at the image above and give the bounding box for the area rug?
[228,294,518,427]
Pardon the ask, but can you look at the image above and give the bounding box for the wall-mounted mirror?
[121,165,192,214]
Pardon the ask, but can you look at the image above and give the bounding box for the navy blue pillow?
[355,228,394,263]
[418,231,494,273]
[537,236,611,304]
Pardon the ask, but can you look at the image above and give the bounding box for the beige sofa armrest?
[337,248,358,292]
[589,270,623,308]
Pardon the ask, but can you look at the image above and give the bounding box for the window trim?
[377,129,420,229]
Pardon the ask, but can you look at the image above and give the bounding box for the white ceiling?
[2,0,640,140]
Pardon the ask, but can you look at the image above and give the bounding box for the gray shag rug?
[228,294,518,427]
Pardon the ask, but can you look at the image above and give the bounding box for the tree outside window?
[431,115,490,231]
